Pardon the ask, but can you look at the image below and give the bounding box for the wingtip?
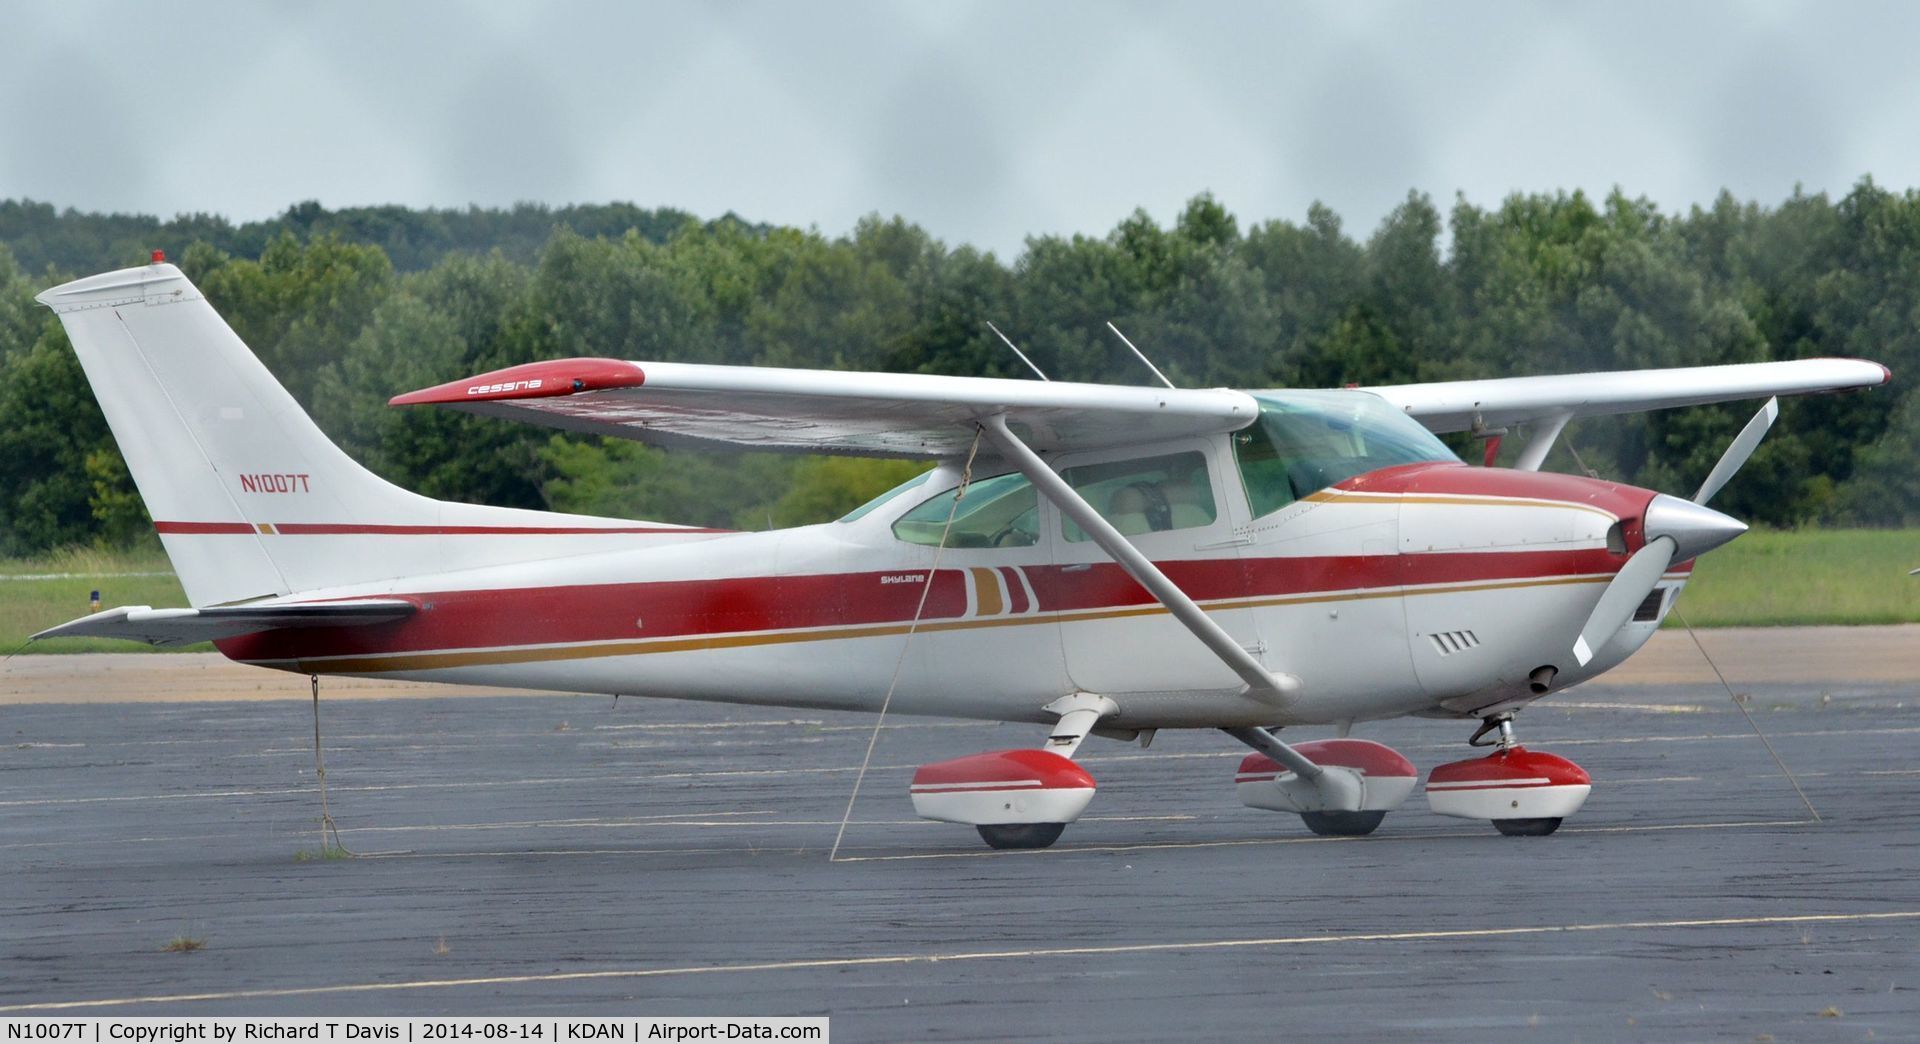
[390,358,646,407]
[1824,357,1892,386]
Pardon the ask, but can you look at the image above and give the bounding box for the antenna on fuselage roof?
[986,321,1050,381]
[1105,321,1177,390]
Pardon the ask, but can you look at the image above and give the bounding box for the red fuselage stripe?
[999,566,1030,614]
[217,548,1634,663]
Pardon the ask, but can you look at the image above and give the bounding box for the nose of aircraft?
[1640,493,1749,561]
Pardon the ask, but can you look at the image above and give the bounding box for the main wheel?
[976,823,1067,849]
[1492,817,1562,837]
[1299,810,1387,837]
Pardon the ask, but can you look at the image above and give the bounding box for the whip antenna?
[1106,321,1176,389]
[986,322,1050,382]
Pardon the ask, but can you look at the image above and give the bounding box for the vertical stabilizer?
[38,260,716,606]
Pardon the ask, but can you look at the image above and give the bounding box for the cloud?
[2,1,1916,255]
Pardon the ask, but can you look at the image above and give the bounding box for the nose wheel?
[976,823,1068,849]
[1428,715,1592,836]
[1492,817,1564,837]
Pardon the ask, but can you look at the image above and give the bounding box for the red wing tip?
[390,358,645,407]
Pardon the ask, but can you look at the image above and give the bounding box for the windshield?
[838,469,935,523]
[1235,390,1458,516]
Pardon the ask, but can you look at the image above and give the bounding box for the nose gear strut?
[1467,714,1517,749]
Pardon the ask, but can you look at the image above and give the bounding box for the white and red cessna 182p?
[34,257,1892,848]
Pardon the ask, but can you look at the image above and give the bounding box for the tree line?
[0,184,1915,556]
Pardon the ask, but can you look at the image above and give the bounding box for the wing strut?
[979,415,1301,704]
[981,415,1364,806]
[1513,411,1573,472]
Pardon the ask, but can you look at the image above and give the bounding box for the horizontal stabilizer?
[33,600,417,647]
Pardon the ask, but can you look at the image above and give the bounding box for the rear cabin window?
[1235,391,1458,517]
[1061,451,1217,541]
[892,471,1039,548]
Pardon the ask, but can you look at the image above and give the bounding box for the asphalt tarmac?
[2,636,1917,1040]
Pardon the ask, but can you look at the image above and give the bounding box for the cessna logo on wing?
[469,379,543,396]
[239,473,311,493]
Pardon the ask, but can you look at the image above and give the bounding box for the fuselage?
[35,261,1862,742]
[218,445,1685,731]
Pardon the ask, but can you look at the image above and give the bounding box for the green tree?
[196,233,396,408]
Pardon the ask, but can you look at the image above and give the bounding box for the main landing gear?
[976,822,1068,850]
[1426,714,1592,836]
[907,703,1592,850]
[1230,733,1419,836]
[909,748,1094,850]
[907,694,1112,850]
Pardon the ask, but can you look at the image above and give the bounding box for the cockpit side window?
[1060,451,1217,541]
[892,471,1040,548]
[1234,391,1458,518]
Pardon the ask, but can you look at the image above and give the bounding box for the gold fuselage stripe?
[970,567,1004,616]
[1300,490,1624,522]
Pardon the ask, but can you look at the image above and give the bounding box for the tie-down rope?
[309,673,360,855]
[829,427,984,861]
[1671,610,1820,822]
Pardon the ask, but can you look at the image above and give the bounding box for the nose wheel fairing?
[1426,745,1592,827]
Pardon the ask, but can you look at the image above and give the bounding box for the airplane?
[31,255,1892,849]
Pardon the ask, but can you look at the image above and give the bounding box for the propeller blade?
[1573,535,1676,666]
[1692,397,1779,505]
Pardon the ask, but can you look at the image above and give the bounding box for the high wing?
[34,600,417,647]
[388,358,1258,458]
[1359,357,1890,433]
[394,356,1889,456]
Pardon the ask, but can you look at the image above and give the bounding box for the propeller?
[1692,397,1779,505]
[1571,397,1776,666]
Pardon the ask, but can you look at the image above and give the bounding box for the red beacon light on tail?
[150,250,166,264]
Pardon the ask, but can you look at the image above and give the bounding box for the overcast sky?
[5,1,1919,257]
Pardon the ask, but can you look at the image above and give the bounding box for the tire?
[976,823,1067,849]
[1299,810,1387,836]
[1493,817,1563,837]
